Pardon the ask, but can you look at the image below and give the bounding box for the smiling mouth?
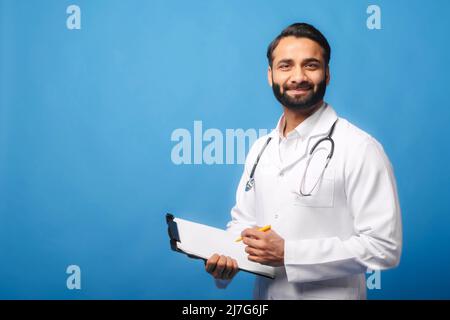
[287,87,311,95]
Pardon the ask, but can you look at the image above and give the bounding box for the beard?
[272,76,327,111]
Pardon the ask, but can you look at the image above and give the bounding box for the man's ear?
[326,65,330,85]
[268,66,273,87]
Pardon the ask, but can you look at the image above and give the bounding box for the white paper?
[173,217,275,278]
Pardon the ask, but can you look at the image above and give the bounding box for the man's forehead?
[272,36,324,63]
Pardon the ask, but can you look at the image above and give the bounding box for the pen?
[235,225,271,242]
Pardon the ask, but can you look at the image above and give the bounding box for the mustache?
[285,82,313,90]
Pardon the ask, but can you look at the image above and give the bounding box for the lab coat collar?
[268,102,339,171]
[308,102,339,138]
[274,101,326,142]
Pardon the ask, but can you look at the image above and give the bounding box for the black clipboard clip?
[166,213,204,261]
[166,213,181,253]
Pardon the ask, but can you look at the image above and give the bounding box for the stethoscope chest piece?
[244,136,272,193]
[245,178,255,192]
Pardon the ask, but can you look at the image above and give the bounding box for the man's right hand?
[205,254,239,280]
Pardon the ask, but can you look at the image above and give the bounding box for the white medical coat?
[224,103,402,300]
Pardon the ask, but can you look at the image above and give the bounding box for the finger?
[241,228,263,240]
[245,246,265,257]
[242,236,265,249]
[248,255,263,264]
[212,255,227,279]
[205,254,220,273]
[229,259,239,279]
[223,257,234,279]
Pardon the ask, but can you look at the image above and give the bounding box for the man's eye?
[305,64,318,69]
[279,65,290,70]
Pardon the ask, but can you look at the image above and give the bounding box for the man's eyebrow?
[302,58,322,64]
[276,59,294,66]
[276,57,323,66]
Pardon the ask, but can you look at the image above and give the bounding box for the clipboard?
[166,213,275,279]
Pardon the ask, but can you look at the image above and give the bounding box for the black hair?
[266,23,331,67]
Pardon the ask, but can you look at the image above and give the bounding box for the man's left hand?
[241,227,285,267]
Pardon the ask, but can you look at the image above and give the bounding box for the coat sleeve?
[284,136,403,283]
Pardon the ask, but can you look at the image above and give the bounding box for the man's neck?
[282,100,324,137]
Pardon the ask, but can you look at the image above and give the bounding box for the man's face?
[268,36,329,111]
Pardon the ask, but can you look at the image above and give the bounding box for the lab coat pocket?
[293,167,335,208]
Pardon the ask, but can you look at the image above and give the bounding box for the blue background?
[1,0,449,299]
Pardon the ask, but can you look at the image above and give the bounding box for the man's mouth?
[287,87,311,95]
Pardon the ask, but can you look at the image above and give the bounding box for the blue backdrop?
[1,0,449,299]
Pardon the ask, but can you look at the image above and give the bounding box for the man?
[205,23,402,299]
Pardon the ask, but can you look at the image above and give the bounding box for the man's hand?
[205,254,239,280]
[241,227,285,267]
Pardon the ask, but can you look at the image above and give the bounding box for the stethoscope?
[245,118,338,196]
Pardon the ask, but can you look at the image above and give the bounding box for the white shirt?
[221,103,403,300]
[277,102,326,165]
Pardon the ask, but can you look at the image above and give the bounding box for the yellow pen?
[235,225,271,242]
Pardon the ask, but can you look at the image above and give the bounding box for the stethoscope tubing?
[245,117,338,194]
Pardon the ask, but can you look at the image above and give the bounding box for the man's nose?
[289,66,307,83]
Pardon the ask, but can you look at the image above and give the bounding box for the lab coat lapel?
[267,129,282,170]
[278,104,339,171]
